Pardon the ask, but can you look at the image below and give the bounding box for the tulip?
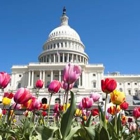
[48,80,61,94]
[14,88,32,104]
[23,97,41,111]
[110,90,125,105]
[61,81,74,90]
[75,109,82,117]
[2,92,14,106]
[63,63,82,84]
[2,109,7,115]
[128,117,133,123]
[133,107,140,119]
[63,103,70,111]
[78,101,84,110]
[42,111,47,117]
[54,103,63,113]
[82,110,91,117]
[82,97,93,109]
[101,78,117,94]
[90,92,101,102]
[129,123,137,132]
[35,79,44,89]
[12,103,22,110]
[121,115,127,125]
[91,108,99,116]
[120,101,129,110]
[0,72,11,89]
[41,104,49,110]
[107,105,120,115]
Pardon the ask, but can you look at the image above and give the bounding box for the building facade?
[1,8,140,105]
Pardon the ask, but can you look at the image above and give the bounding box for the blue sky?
[0,0,140,74]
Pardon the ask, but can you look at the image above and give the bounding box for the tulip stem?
[104,94,108,120]
[65,84,70,110]
[47,93,52,126]
[115,104,117,134]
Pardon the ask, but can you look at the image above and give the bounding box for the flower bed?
[0,64,140,140]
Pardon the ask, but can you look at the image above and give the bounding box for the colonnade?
[27,70,85,88]
[39,53,88,64]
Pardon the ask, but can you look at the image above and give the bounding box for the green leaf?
[85,114,92,127]
[36,126,57,140]
[100,126,110,140]
[65,126,80,140]
[60,91,76,139]
[98,105,105,125]
[84,126,95,140]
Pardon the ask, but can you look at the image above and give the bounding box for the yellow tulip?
[110,90,125,105]
[2,97,11,105]
[63,103,70,111]
[75,109,82,117]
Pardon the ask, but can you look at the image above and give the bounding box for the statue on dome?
[63,7,66,15]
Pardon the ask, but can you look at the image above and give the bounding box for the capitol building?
[2,8,140,105]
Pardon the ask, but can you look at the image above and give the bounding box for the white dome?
[48,25,81,41]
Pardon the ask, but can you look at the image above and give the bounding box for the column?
[40,71,42,80]
[82,71,85,88]
[59,70,61,81]
[28,71,31,87]
[43,71,45,88]
[49,55,51,63]
[80,56,81,63]
[51,70,53,81]
[31,71,34,88]
[72,54,74,63]
[76,55,78,63]
[67,53,69,62]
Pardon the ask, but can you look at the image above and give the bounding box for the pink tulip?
[78,101,84,110]
[12,103,22,110]
[82,97,93,109]
[0,72,11,89]
[129,123,137,132]
[90,92,101,102]
[29,97,42,110]
[63,63,82,84]
[61,81,74,90]
[48,80,61,94]
[133,107,140,119]
[14,88,32,104]
[35,79,44,89]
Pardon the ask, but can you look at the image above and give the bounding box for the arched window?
[42,98,47,104]
[55,98,61,104]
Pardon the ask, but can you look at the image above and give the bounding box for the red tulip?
[54,103,63,113]
[35,79,44,89]
[42,111,47,117]
[2,109,7,115]
[0,72,11,89]
[91,109,99,116]
[63,63,82,84]
[48,80,61,94]
[101,78,117,94]
[120,101,129,110]
[4,92,14,99]
[82,97,93,109]
[14,88,32,104]
[133,107,140,119]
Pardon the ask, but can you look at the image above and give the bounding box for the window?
[135,83,137,85]
[37,75,39,77]
[93,74,96,76]
[119,88,123,92]
[128,83,130,85]
[18,83,21,88]
[55,98,61,104]
[46,81,50,88]
[119,83,122,85]
[19,75,22,77]
[47,75,50,77]
[93,82,96,88]
[42,98,47,104]
[128,90,131,95]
